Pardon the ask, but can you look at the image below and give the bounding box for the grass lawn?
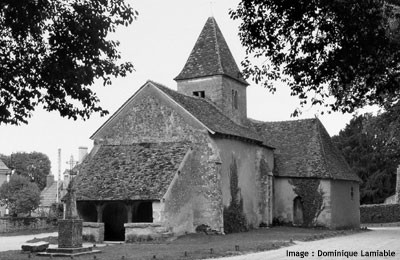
[0,227,366,260]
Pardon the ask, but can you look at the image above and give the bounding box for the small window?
[350,186,354,200]
[193,91,205,98]
[232,89,238,109]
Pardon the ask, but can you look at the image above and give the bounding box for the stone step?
[21,242,49,252]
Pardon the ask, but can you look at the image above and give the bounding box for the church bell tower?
[174,17,249,125]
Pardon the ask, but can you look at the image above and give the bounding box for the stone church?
[74,17,361,242]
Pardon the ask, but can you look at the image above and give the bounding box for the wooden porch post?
[126,203,133,223]
[95,203,105,223]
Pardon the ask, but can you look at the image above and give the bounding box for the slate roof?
[249,118,360,182]
[174,17,248,85]
[151,81,268,146]
[74,142,190,201]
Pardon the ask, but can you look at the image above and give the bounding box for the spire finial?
[209,0,215,17]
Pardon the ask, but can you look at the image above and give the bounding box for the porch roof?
[74,142,190,201]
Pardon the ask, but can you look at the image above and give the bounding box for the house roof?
[0,159,10,175]
[74,142,190,201]
[250,118,361,182]
[174,17,248,85]
[40,182,59,207]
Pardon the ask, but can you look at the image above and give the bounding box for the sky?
[0,0,376,179]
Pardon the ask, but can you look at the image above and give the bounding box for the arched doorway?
[293,196,304,226]
[102,202,127,241]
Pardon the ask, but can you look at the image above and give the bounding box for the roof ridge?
[102,141,190,147]
[314,119,330,178]
[211,17,224,74]
[314,119,361,182]
[248,117,317,124]
[149,79,226,115]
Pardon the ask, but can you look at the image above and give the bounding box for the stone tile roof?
[74,142,190,201]
[250,118,361,182]
[174,17,248,85]
[40,182,59,207]
[151,81,268,146]
[0,159,10,175]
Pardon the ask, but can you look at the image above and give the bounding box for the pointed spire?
[174,17,248,85]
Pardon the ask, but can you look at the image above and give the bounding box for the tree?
[0,0,137,125]
[0,175,41,216]
[1,152,51,190]
[332,113,398,204]
[230,0,400,115]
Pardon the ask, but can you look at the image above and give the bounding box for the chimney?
[46,175,54,187]
[78,147,88,164]
[396,165,400,204]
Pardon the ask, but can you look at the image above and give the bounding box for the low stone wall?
[83,222,104,243]
[124,223,172,242]
[0,217,57,233]
[360,204,400,223]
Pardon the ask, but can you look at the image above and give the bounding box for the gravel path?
[207,227,400,260]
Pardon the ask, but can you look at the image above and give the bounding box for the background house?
[0,159,11,217]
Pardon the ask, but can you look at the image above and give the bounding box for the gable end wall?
[93,85,209,145]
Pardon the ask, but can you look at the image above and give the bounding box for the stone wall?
[360,204,400,223]
[0,217,56,233]
[176,75,247,124]
[330,180,360,229]
[93,85,207,145]
[125,223,171,242]
[273,178,360,229]
[83,222,104,243]
[212,136,274,228]
[273,178,332,227]
[162,141,223,235]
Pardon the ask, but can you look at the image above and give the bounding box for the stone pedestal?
[58,219,83,248]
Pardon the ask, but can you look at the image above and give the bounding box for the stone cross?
[66,155,78,171]
[64,173,79,219]
[64,155,79,219]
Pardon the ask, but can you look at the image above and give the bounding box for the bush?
[49,203,64,219]
[0,175,41,216]
[360,204,400,223]
[223,204,248,234]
